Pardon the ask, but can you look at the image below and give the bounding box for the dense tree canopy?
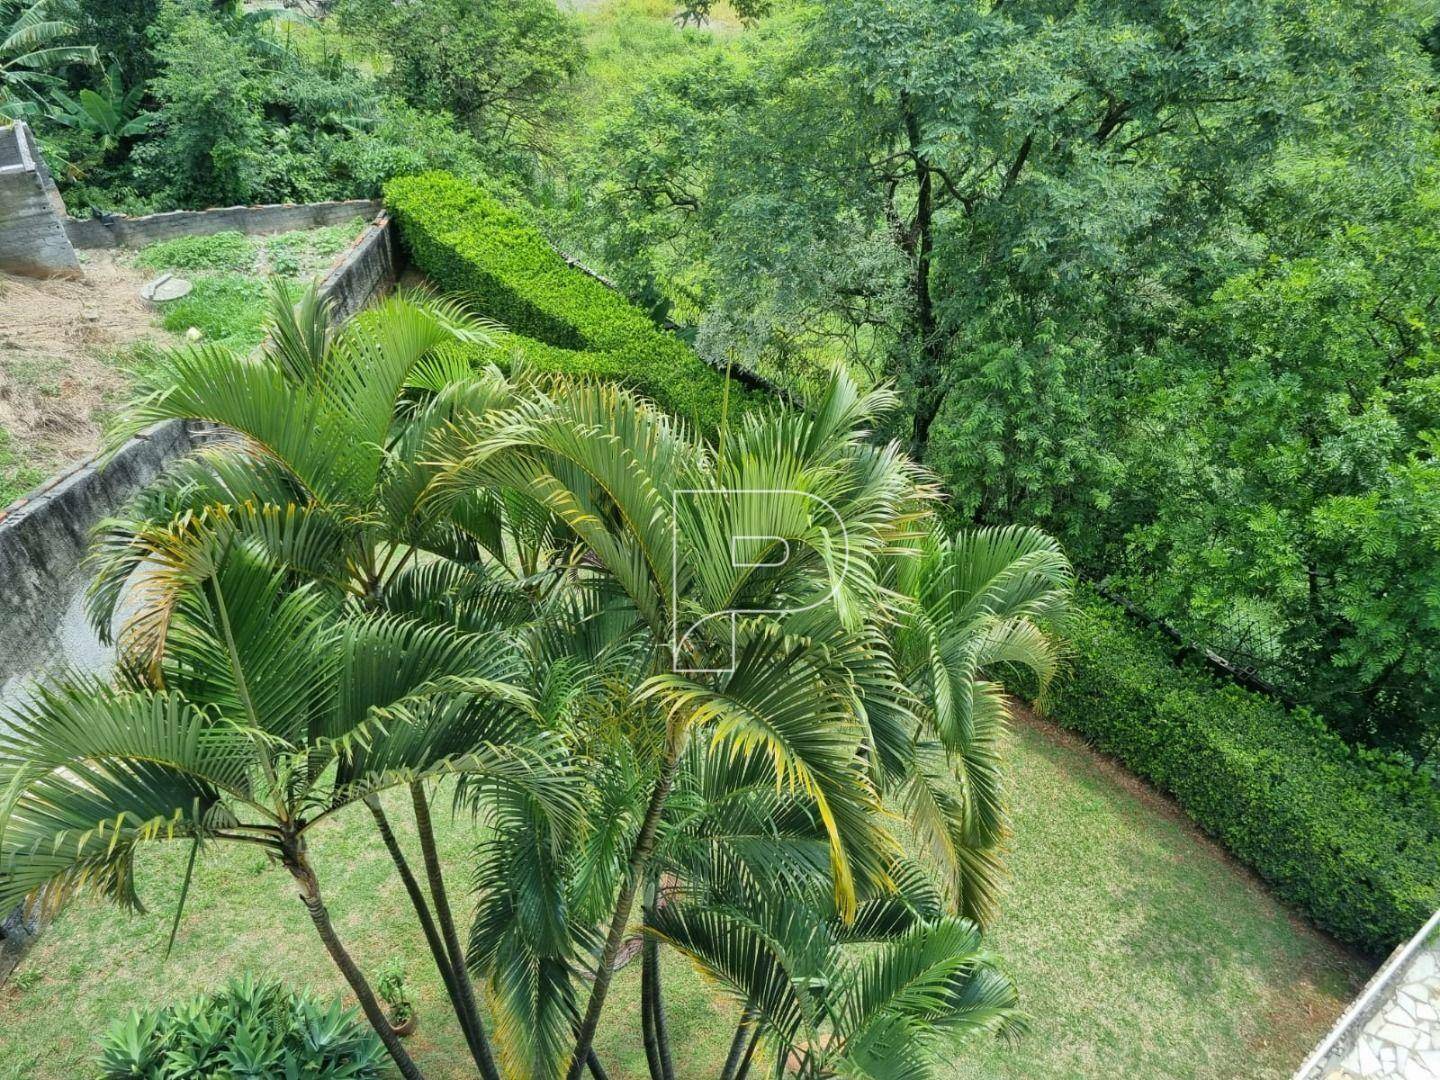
[559,0,1440,755]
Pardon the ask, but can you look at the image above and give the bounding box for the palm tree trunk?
[366,797,490,1071]
[734,1016,763,1080]
[410,782,502,1080]
[566,751,681,1080]
[720,1004,758,1080]
[641,944,663,1080]
[642,924,676,1080]
[284,845,425,1080]
[588,1049,613,1080]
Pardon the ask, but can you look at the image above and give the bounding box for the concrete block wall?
[318,212,399,322]
[0,122,80,277]
[0,420,196,688]
[64,198,381,250]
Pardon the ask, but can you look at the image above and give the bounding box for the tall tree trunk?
[284,843,426,1080]
[903,102,944,457]
[566,751,681,1080]
[650,933,676,1080]
[720,1004,758,1080]
[641,934,663,1080]
[410,782,502,1080]
[366,797,490,1071]
[641,906,676,1080]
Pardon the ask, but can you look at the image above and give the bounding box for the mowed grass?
[0,719,1366,1079]
[952,714,1364,1079]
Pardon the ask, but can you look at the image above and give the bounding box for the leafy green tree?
[566,0,1429,498]
[1108,158,1440,752]
[0,515,572,1080]
[59,0,161,84]
[133,0,267,205]
[338,0,581,172]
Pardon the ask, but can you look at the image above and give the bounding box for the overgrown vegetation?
[22,0,579,213]
[4,0,1437,1073]
[135,222,362,348]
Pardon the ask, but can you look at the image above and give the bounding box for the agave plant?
[98,974,388,1079]
[0,0,95,120]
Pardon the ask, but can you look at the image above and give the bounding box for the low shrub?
[95,974,386,1079]
[1046,586,1440,956]
[384,171,755,431]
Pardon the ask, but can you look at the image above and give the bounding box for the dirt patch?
[0,252,176,492]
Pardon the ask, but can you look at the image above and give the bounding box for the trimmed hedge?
[385,172,754,431]
[1048,587,1440,956]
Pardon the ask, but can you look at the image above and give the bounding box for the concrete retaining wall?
[0,211,400,691]
[0,122,80,277]
[0,206,402,972]
[318,212,399,322]
[65,198,381,250]
[0,420,195,688]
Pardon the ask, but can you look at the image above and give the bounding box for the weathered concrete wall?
[0,206,403,975]
[318,212,399,322]
[0,211,400,692]
[0,420,195,688]
[65,198,381,250]
[0,122,80,277]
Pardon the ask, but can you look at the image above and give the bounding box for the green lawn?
[0,715,1365,1079]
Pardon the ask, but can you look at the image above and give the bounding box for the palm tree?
[86,280,544,1080]
[429,371,1071,1077]
[652,870,1025,1079]
[0,0,95,120]
[32,278,1069,1078]
[0,524,574,1079]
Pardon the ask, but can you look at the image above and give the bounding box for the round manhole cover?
[140,273,193,305]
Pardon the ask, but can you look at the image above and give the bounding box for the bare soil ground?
[0,252,175,498]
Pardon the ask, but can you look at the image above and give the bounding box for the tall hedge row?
[1051,588,1440,956]
[384,172,753,431]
